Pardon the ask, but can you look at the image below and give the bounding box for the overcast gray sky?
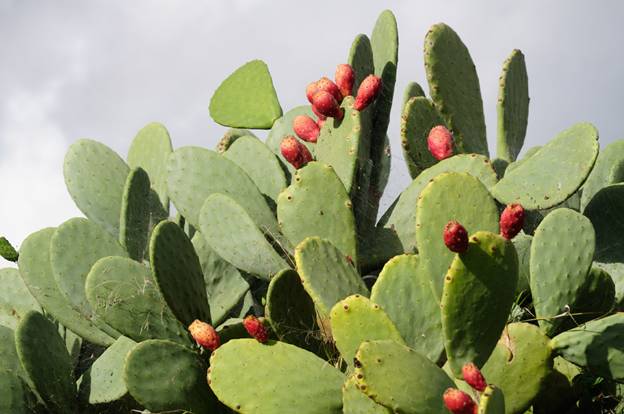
[2,0,623,266]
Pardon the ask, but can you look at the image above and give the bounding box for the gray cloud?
[1,0,623,266]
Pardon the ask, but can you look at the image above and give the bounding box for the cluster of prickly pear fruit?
[2,8,624,414]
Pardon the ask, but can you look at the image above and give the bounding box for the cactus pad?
[478,385,505,414]
[209,59,282,129]
[342,376,390,414]
[581,140,624,211]
[0,237,18,262]
[424,23,488,156]
[442,231,518,375]
[491,122,599,209]
[208,339,345,414]
[0,369,28,413]
[348,34,375,92]
[64,139,130,236]
[277,162,357,261]
[119,167,151,260]
[496,49,529,162]
[0,268,41,330]
[353,340,454,413]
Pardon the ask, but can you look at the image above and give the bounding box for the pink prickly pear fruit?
[500,203,525,240]
[354,75,382,111]
[188,319,220,351]
[443,388,477,414]
[292,115,320,143]
[444,221,469,253]
[311,91,344,120]
[316,118,325,129]
[306,81,319,104]
[335,64,355,97]
[427,125,454,160]
[243,315,269,343]
[311,104,327,121]
[462,362,487,392]
[316,77,343,103]
[280,136,312,169]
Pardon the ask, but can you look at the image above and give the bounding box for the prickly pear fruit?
[280,136,313,169]
[443,221,469,253]
[335,64,355,97]
[316,77,343,103]
[462,362,487,392]
[311,91,343,119]
[293,115,320,143]
[306,81,319,104]
[499,203,525,240]
[427,125,454,160]
[243,315,269,343]
[443,388,477,414]
[311,105,327,121]
[317,118,325,129]
[188,319,220,351]
[353,74,382,111]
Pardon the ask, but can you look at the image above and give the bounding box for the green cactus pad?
[82,336,136,404]
[503,145,541,176]
[481,323,553,414]
[348,34,375,92]
[491,122,599,210]
[330,295,404,369]
[192,234,249,326]
[532,356,582,413]
[167,146,279,234]
[217,128,256,153]
[277,162,357,262]
[478,385,505,414]
[0,268,41,330]
[574,266,615,324]
[580,140,624,211]
[530,208,595,336]
[208,339,345,414]
[209,59,282,129]
[442,231,518,375]
[150,221,211,325]
[50,218,127,326]
[378,154,497,254]
[125,339,218,413]
[400,96,448,178]
[496,49,529,162]
[402,81,425,105]
[15,311,77,413]
[64,139,130,236]
[0,237,18,262]
[370,254,444,362]
[424,23,488,156]
[127,122,173,208]
[199,193,289,279]
[512,233,532,294]
[295,237,368,319]
[85,256,190,345]
[0,369,28,414]
[265,269,320,352]
[265,105,316,177]
[342,376,390,414]
[224,135,287,203]
[0,325,21,374]
[18,228,114,346]
[550,312,624,381]
[353,340,454,414]
[119,167,151,260]
[416,172,499,299]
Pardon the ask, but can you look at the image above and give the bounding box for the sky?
[1,0,623,266]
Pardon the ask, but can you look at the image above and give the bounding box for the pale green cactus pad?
[402,81,425,105]
[478,385,505,414]
[353,340,454,414]
[330,294,404,369]
[496,49,529,162]
[209,59,282,129]
[370,254,444,362]
[217,128,256,153]
[342,376,390,414]
[0,268,41,330]
[512,233,532,294]
[442,231,518,376]
[208,339,345,414]
[580,140,624,211]
[0,369,28,414]
[491,122,599,210]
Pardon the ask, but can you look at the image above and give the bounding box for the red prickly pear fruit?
[316,118,325,129]
[335,64,355,97]
[292,115,320,143]
[311,105,327,121]
[188,319,220,351]
[306,81,319,104]
[243,315,269,343]
[462,362,487,392]
[354,75,382,111]
[444,221,469,253]
[427,125,454,160]
[311,91,344,120]
[316,77,343,103]
[443,388,477,414]
[500,203,525,240]
[280,136,312,169]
